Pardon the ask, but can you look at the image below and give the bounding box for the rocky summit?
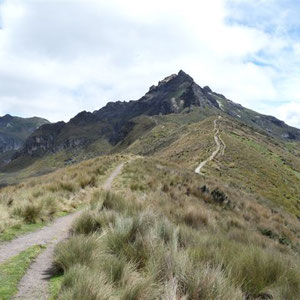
[11,70,300,162]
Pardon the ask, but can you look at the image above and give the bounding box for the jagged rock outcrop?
[11,70,300,160]
[0,114,49,164]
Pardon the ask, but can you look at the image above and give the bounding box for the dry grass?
[2,151,299,298]
[0,154,131,238]
[51,158,300,299]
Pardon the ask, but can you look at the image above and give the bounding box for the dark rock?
[0,115,49,164]
[202,86,212,93]
[200,185,209,193]
[256,293,273,299]
[211,188,230,205]
[69,111,98,126]
[287,132,296,140]
[265,116,285,127]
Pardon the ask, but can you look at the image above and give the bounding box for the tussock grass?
[0,154,129,241]
[53,234,101,277]
[52,183,300,299]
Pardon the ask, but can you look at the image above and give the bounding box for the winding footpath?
[195,116,225,175]
[0,162,126,300]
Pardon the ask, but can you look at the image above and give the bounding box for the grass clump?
[52,191,247,299]
[0,154,129,240]
[53,234,101,274]
[57,264,114,300]
[13,202,44,223]
[51,182,300,299]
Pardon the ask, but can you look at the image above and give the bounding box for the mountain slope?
[126,115,300,215]
[1,73,300,299]
[11,70,300,163]
[1,71,300,216]
[0,115,49,166]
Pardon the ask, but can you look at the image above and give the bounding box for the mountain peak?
[148,70,194,93]
[177,69,194,81]
[1,114,13,121]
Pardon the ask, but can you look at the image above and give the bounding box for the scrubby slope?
[8,70,300,170]
[51,158,300,299]
[127,115,300,216]
[0,154,131,239]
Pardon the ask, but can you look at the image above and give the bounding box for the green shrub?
[78,175,97,189]
[102,191,127,211]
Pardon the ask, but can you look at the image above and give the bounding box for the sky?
[0,0,300,128]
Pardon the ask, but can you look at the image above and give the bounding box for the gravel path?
[14,236,69,300]
[195,116,225,175]
[103,162,124,190]
[0,162,126,300]
[0,212,81,264]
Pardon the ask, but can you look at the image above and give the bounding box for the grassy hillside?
[0,154,131,240]
[126,114,300,216]
[1,146,299,298]
[3,110,299,217]
[50,158,300,299]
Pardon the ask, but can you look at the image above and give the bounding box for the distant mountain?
[0,114,49,165]
[11,70,300,161]
[2,72,300,216]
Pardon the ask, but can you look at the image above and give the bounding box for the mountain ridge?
[0,114,49,166]
[7,70,300,163]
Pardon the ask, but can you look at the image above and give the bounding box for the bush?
[102,191,128,212]
[43,196,58,216]
[78,175,97,189]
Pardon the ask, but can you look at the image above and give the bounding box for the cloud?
[0,0,299,128]
[274,102,300,129]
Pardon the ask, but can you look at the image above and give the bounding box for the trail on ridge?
[195,116,225,175]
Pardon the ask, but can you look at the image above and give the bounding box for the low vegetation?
[0,245,44,299]
[0,154,130,241]
[51,158,300,299]
[1,112,299,299]
[141,116,300,216]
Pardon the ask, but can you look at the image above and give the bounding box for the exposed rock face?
[14,122,65,157]
[11,70,300,160]
[0,114,49,164]
[0,133,23,153]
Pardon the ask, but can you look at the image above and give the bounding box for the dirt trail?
[195,116,225,175]
[0,162,126,300]
[0,212,81,264]
[102,162,125,190]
